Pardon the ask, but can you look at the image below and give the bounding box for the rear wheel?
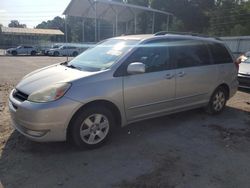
[12,51,17,56]
[72,51,78,57]
[53,51,59,56]
[206,87,227,115]
[69,106,115,149]
[31,51,36,56]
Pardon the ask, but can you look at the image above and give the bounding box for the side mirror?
[127,62,146,75]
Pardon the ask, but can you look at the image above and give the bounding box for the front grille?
[238,77,250,87]
[13,90,29,102]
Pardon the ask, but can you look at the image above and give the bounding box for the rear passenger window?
[208,43,233,64]
[170,40,211,69]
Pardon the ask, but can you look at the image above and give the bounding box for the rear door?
[24,46,30,54]
[61,46,67,55]
[170,39,218,108]
[122,39,176,121]
[25,46,33,54]
[207,42,236,87]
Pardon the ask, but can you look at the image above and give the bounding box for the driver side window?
[127,40,171,73]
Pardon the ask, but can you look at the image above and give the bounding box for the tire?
[72,51,78,57]
[69,106,115,149]
[12,51,17,56]
[53,51,59,56]
[31,51,36,56]
[206,87,227,115]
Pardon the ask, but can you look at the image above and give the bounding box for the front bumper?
[238,74,250,89]
[8,89,82,142]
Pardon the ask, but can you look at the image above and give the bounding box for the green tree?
[150,0,212,33]
[8,20,26,28]
[208,0,250,36]
[36,16,65,32]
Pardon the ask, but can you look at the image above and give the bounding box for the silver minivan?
[9,33,238,148]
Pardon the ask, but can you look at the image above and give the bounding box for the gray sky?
[0,0,71,28]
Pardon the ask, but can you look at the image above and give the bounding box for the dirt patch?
[208,124,250,151]
[0,82,15,152]
[113,156,181,188]
[210,124,250,140]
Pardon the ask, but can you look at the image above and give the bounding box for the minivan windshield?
[68,39,139,72]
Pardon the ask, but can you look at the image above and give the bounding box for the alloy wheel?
[212,91,226,112]
[80,114,109,145]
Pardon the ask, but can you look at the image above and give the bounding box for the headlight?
[28,83,71,103]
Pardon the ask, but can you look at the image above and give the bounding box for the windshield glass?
[53,45,60,48]
[68,39,139,72]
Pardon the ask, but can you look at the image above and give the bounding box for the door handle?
[165,74,175,79]
[178,71,185,77]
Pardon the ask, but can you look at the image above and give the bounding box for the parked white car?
[6,45,38,56]
[238,57,250,89]
[48,45,80,57]
[42,44,62,55]
[245,51,250,58]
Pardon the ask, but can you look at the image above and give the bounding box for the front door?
[18,46,26,54]
[123,40,176,122]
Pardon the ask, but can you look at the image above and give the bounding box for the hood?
[16,64,98,95]
[7,48,16,51]
[239,62,250,75]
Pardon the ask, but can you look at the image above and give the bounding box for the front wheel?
[12,51,17,56]
[206,87,227,115]
[69,106,115,149]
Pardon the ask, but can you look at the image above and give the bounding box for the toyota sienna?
[9,33,238,148]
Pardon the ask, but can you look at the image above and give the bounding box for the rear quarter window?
[208,43,233,64]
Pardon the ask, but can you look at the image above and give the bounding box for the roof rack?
[154,31,222,41]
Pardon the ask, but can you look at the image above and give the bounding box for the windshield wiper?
[66,64,81,70]
[60,61,81,70]
[60,61,68,66]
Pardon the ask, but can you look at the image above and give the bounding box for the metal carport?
[63,0,173,42]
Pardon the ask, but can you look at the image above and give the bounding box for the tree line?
[5,0,250,42]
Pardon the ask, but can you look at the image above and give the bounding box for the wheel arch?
[66,99,122,140]
[31,50,36,55]
[217,83,230,100]
[72,51,78,56]
[12,50,17,55]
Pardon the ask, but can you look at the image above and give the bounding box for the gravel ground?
[0,56,250,188]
